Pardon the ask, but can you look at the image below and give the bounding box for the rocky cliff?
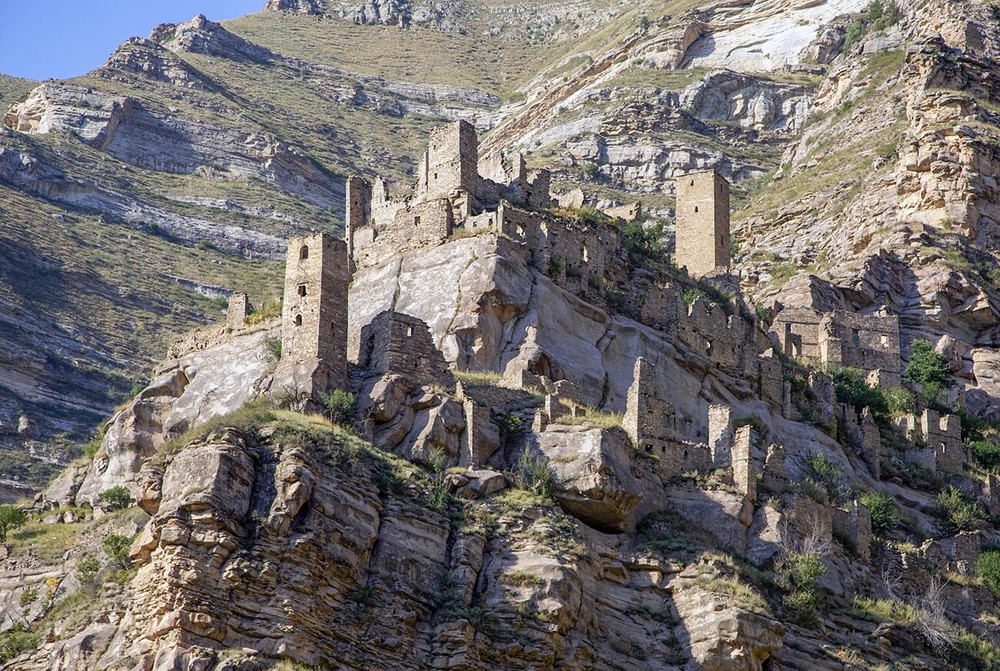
[4,0,1000,669]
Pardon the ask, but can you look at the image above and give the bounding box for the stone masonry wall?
[358,310,453,390]
[226,292,251,328]
[819,310,901,386]
[418,119,478,202]
[274,233,350,397]
[675,170,730,279]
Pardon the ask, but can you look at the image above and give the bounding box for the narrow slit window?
[299,245,309,260]
[298,284,307,297]
[406,326,414,337]
[294,315,303,326]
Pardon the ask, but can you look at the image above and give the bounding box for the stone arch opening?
[294,314,303,326]
[299,245,309,260]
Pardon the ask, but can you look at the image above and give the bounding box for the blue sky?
[1,1,263,81]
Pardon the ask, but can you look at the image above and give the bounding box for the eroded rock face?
[55,425,782,671]
[359,374,466,467]
[73,324,278,506]
[680,70,813,133]
[3,84,133,150]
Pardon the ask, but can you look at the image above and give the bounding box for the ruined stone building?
[675,170,731,279]
[272,232,350,400]
[771,307,902,387]
[357,309,453,390]
[347,120,553,269]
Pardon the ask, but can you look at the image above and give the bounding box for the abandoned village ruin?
[37,113,990,670]
[210,119,972,562]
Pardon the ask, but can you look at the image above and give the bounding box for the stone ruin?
[216,120,957,559]
[771,307,902,387]
[896,408,967,473]
[675,170,731,279]
[226,292,252,328]
[346,119,731,286]
[622,357,756,502]
[357,309,453,391]
[271,233,350,401]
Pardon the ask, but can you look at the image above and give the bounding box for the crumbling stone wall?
[771,308,901,386]
[675,170,731,279]
[346,176,372,262]
[273,233,350,398]
[897,409,966,472]
[623,358,711,476]
[921,409,966,472]
[731,425,756,502]
[226,292,251,328]
[677,297,753,377]
[418,119,478,203]
[832,502,872,562]
[358,310,453,390]
[819,311,901,386]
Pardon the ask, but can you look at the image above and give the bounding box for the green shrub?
[804,453,847,504]
[970,440,1000,472]
[264,336,282,364]
[511,450,551,497]
[77,555,101,586]
[319,389,356,425]
[19,586,38,608]
[936,486,987,533]
[884,387,916,417]
[781,551,827,624]
[497,413,523,435]
[903,339,952,390]
[103,533,135,570]
[832,366,886,415]
[0,504,27,542]
[681,288,705,307]
[0,623,40,663]
[978,549,1000,593]
[860,491,900,537]
[843,0,904,52]
[620,219,665,261]
[99,485,132,510]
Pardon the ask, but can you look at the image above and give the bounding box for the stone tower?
[272,232,350,400]
[675,170,731,278]
[345,175,371,262]
[418,119,478,202]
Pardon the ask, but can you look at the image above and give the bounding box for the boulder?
[535,426,642,533]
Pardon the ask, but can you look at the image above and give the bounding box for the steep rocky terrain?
[3,0,1000,669]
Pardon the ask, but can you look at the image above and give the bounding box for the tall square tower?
[675,170,731,278]
[417,119,478,201]
[273,232,350,400]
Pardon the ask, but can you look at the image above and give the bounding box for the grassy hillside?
[0,73,35,109]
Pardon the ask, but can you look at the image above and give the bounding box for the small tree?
[903,340,952,405]
[937,486,986,533]
[970,440,1000,472]
[978,549,1000,593]
[319,389,356,425]
[99,485,132,510]
[0,505,27,543]
[103,533,134,570]
[860,491,900,537]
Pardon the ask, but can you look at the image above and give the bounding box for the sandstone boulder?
[535,425,642,533]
